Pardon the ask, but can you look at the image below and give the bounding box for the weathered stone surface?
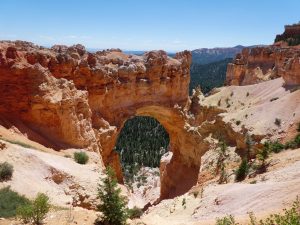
[1,41,276,201]
[275,23,300,46]
[0,65,98,150]
[0,41,201,199]
[226,46,300,86]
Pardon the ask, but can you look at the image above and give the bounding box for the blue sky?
[0,0,299,51]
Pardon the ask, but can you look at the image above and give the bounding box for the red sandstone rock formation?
[3,40,281,202]
[275,23,300,46]
[0,41,204,199]
[226,46,300,86]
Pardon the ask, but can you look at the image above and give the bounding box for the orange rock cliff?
[0,41,201,199]
[226,46,300,86]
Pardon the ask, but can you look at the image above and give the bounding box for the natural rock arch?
[105,105,201,199]
[0,42,227,200]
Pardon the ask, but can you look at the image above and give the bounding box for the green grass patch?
[0,137,35,149]
[0,187,30,218]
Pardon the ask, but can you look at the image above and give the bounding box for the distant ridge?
[191,45,265,65]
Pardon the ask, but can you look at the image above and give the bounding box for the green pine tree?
[96,166,128,225]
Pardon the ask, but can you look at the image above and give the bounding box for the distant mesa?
[275,22,300,46]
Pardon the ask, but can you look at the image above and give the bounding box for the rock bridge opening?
[103,105,201,200]
[114,116,170,183]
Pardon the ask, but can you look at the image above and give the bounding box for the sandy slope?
[203,78,300,141]
[141,149,300,225]
[0,141,103,208]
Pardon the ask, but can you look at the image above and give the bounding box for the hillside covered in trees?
[190,58,232,94]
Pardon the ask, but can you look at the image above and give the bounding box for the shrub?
[225,98,230,108]
[216,141,229,184]
[235,159,249,182]
[248,212,257,225]
[275,118,281,126]
[235,120,241,126]
[214,197,300,225]
[285,140,298,150]
[0,162,14,181]
[257,145,269,162]
[96,166,128,225]
[246,92,249,97]
[294,134,300,146]
[297,123,300,132]
[0,187,30,218]
[245,134,254,160]
[182,198,186,209]
[16,204,33,224]
[74,151,89,164]
[215,215,237,225]
[192,191,199,198]
[31,193,50,224]
[128,206,143,219]
[256,145,269,173]
[267,141,285,153]
[284,134,300,150]
[270,97,279,102]
[259,196,300,225]
[17,193,50,225]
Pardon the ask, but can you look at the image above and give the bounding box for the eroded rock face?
[0,41,200,198]
[275,23,300,46]
[226,46,300,86]
[1,40,286,201]
[0,42,98,151]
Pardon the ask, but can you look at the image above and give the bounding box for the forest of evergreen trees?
[115,116,169,180]
[190,58,232,94]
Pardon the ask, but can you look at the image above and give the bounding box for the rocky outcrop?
[4,39,292,202]
[275,23,300,46]
[1,40,296,202]
[226,46,300,86]
[0,42,98,151]
[0,41,198,198]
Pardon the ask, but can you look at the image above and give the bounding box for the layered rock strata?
[1,40,296,201]
[226,46,300,86]
[0,41,202,198]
